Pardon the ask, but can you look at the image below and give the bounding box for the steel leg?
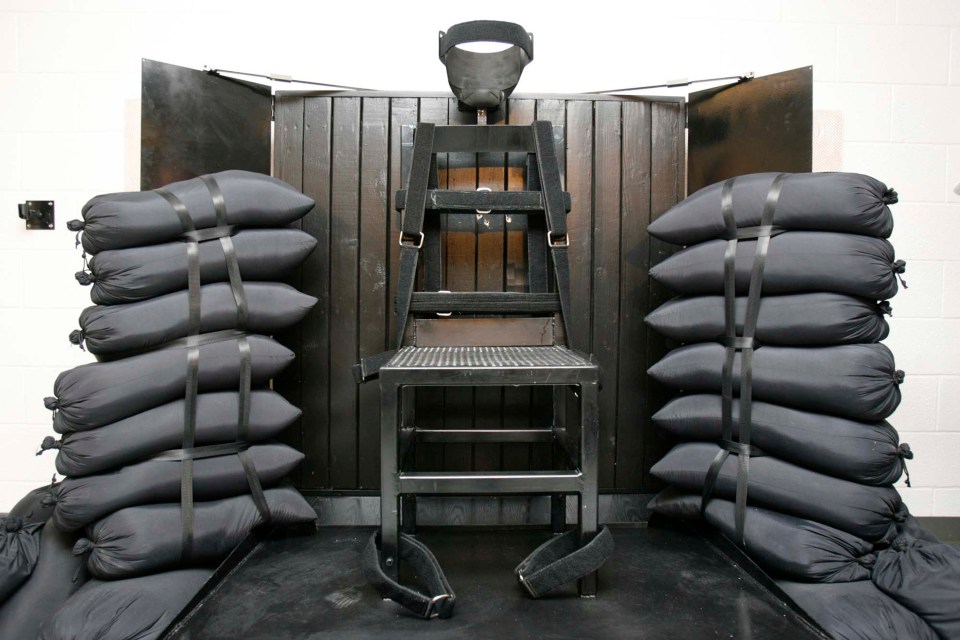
[380,381,401,582]
[578,381,600,596]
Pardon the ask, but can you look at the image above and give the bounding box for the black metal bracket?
[18,200,54,230]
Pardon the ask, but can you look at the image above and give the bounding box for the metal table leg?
[578,380,600,596]
[380,381,401,582]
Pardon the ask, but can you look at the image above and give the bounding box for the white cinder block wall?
[1,0,958,515]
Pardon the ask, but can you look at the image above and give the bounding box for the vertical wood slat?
[443,101,477,471]
[329,97,361,488]
[357,98,390,488]
[615,101,652,490]
[592,101,623,489]
[643,102,684,491]
[299,97,333,489]
[272,96,304,487]
[414,97,449,471]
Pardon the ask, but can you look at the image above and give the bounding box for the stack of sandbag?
[2,171,320,640]
[643,172,958,639]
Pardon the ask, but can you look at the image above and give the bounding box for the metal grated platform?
[386,346,593,369]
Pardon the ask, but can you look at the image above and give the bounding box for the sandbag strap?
[724,225,785,240]
[237,449,271,526]
[156,186,196,233]
[180,344,200,563]
[362,531,456,619]
[515,526,614,598]
[202,174,250,330]
[151,441,251,461]
[181,225,238,243]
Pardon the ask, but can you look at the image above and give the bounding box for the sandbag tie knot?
[877,301,893,316]
[891,260,908,289]
[898,443,913,460]
[40,493,57,507]
[68,329,85,350]
[74,270,94,286]
[894,370,905,385]
[66,219,85,232]
[882,188,899,205]
[72,538,95,556]
[3,515,23,532]
[43,396,59,411]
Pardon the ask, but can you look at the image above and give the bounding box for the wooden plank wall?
[274,93,684,493]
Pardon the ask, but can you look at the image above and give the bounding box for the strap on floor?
[362,531,456,620]
[515,526,614,598]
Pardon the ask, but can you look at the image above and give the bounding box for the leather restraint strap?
[362,531,456,619]
[532,120,574,349]
[701,174,786,546]
[515,526,614,598]
[439,21,533,111]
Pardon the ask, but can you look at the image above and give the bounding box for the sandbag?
[649,231,902,300]
[8,482,59,524]
[79,487,315,579]
[53,443,304,531]
[645,293,890,346]
[84,228,317,305]
[872,539,960,639]
[0,520,86,639]
[648,490,876,583]
[50,390,300,476]
[650,443,904,543]
[50,334,293,433]
[897,513,942,545]
[647,172,895,245]
[778,580,938,640]
[39,568,212,640]
[652,395,907,485]
[76,169,314,254]
[76,282,317,358]
[0,517,42,604]
[647,343,902,422]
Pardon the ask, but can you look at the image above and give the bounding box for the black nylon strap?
[362,531,456,619]
[201,175,249,330]
[439,20,533,59]
[180,345,199,563]
[151,441,251,461]
[155,187,196,233]
[237,450,271,526]
[515,526,615,598]
[181,225,238,243]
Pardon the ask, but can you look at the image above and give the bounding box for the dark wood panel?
[277,92,684,492]
[357,97,390,488]
[328,97,361,488]
[592,100,622,489]
[615,101,652,490]
[299,97,332,489]
[271,96,304,487]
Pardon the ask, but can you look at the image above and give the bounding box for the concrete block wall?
[1,0,958,515]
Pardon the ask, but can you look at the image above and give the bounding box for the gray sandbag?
[653,395,907,486]
[79,487,315,579]
[649,231,902,300]
[0,520,86,639]
[778,580,938,640]
[75,282,317,358]
[9,482,59,524]
[648,490,876,583]
[53,443,304,531]
[83,228,317,305]
[897,513,942,544]
[647,172,895,245]
[0,517,42,604]
[75,169,314,254]
[39,568,212,640]
[645,293,890,346]
[50,334,293,433]
[50,390,300,476]
[647,343,902,422]
[650,443,904,543]
[872,539,960,639]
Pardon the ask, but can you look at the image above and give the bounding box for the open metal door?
[687,66,812,193]
[141,59,272,190]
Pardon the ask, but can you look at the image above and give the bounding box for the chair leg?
[578,381,600,596]
[380,382,401,582]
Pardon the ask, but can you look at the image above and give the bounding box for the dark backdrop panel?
[274,92,684,492]
[687,66,812,194]
[141,59,271,190]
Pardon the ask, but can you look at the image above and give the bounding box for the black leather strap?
[362,531,456,619]
[439,20,533,59]
[515,526,614,598]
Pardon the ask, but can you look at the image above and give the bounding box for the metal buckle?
[399,231,425,249]
[547,231,569,248]
[516,571,538,598]
[424,593,453,619]
[475,186,492,214]
[435,290,453,317]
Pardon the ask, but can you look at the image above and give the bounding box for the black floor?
[166,524,825,640]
